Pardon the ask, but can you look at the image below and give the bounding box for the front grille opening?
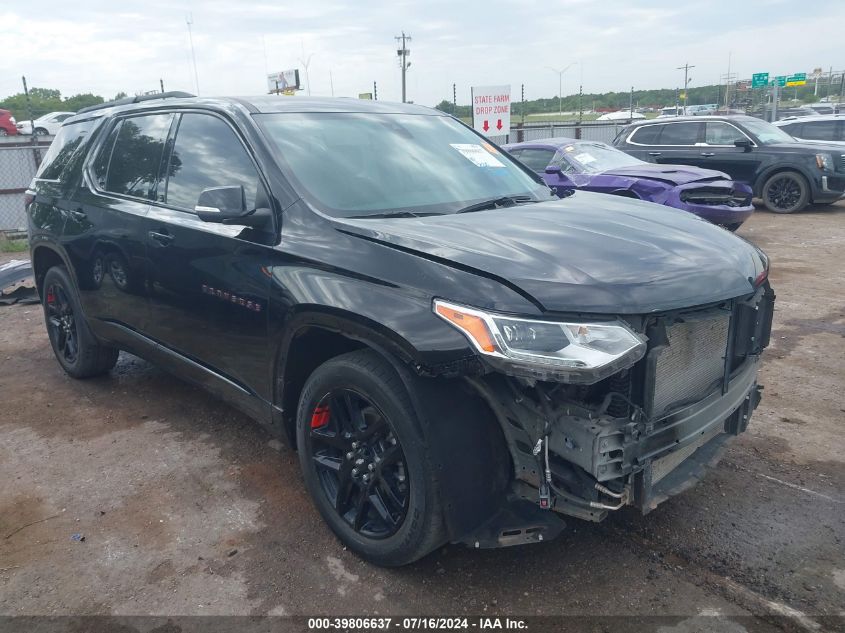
[650,313,731,419]
[680,187,751,207]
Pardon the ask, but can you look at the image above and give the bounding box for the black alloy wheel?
[306,389,409,539]
[762,171,808,214]
[41,266,119,378]
[45,282,79,365]
[296,350,446,566]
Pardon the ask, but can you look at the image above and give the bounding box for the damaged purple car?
[504,138,754,230]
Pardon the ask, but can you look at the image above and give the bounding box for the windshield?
[559,142,644,174]
[255,112,549,217]
[741,118,796,145]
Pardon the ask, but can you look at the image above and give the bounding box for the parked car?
[614,115,845,213]
[657,106,685,118]
[16,111,76,136]
[28,93,774,566]
[774,114,845,146]
[503,138,753,230]
[0,109,18,136]
[687,104,718,116]
[805,103,839,116]
[596,111,646,121]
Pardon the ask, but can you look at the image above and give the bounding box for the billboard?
[267,69,301,93]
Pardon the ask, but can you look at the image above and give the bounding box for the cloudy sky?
[3,0,843,106]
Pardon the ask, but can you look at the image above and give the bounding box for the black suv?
[614,115,845,213]
[27,94,774,566]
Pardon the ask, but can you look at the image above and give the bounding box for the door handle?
[648,152,662,156]
[148,230,174,246]
[700,152,715,157]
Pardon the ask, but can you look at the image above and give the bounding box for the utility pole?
[629,86,634,119]
[578,84,583,123]
[677,62,695,113]
[329,70,334,96]
[395,32,412,103]
[186,14,200,95]
[373,81,378,101]
[452,83,457,111]
[160,78,165,94]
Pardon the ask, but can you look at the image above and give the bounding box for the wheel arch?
[31,242,72,297]
[753,165,812,198]
[274,308,420,446]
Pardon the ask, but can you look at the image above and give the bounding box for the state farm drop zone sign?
[471,85,511,137]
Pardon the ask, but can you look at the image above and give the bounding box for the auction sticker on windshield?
[450,144,505,167]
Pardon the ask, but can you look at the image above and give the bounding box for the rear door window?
[162,113,262,212]
[656,122,703,145]
[778,122,803,138]
[99,113,174,200]
[36,119,98,182]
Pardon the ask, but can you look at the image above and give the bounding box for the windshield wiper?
[347,210,443,219]
[455,195,537,214]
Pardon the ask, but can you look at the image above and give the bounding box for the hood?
[598,163,729,186]
[767,141,845,153]
[336,192,764,314]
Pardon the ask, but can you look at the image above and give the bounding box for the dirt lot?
[1,203,843,631]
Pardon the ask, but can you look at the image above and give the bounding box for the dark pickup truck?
[27,94,774,566]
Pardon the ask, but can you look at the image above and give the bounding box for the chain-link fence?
[0,138,50,234]
[484,120,628,146]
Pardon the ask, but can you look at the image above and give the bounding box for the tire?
[761,171,809,214]
[34,127,49,136]
[42,266,119,378]
[0,129,7,137]
[296,349,446,566]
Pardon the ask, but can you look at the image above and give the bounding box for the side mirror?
[195,186,248,223]
[545,166,575,194]
[734,139,753,152]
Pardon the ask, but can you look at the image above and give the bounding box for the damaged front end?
[455,282,775,547]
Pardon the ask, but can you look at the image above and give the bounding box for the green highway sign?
[751,72,769,88]
[769,76,787,87]
[786,73,807,87]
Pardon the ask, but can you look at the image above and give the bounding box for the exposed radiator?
[651,313,730,418]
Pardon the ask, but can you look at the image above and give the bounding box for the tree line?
[435,81,835,118]
[0,88,128,122]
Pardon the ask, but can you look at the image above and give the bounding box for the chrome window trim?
[625,120,756,148]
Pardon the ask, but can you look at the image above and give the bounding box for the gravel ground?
[0,202,843,632]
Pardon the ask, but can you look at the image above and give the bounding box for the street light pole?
[547,63,575,117]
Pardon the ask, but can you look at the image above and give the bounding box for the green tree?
[63,93,104,112]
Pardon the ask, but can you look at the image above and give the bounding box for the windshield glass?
[559,142,644,174]
[255,112,548,217]
[741,118,796,145]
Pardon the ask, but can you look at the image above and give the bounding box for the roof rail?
[76,91,196,115]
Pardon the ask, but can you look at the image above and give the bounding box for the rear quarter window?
[629,125,662,145]
[35,119,98,183]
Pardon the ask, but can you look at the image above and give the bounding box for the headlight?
[816,154,833,171]
[434,299,647,384]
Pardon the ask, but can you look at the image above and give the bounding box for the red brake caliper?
[310,406,330,429]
